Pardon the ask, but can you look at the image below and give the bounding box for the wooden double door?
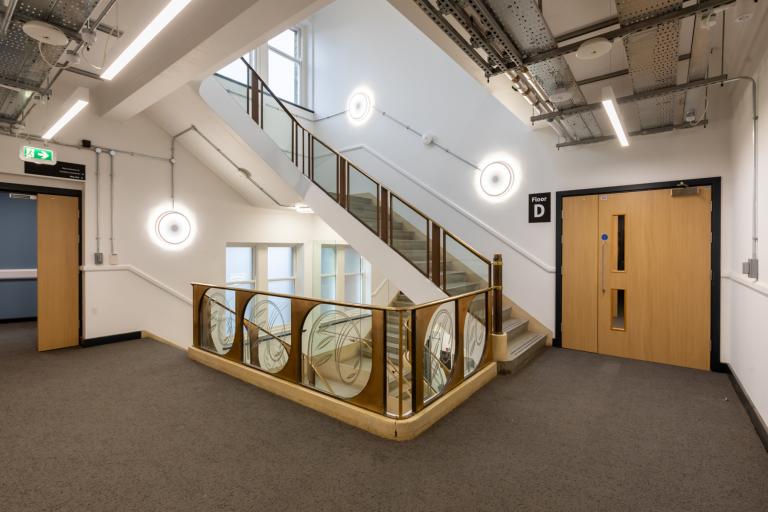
[561,187,712,370]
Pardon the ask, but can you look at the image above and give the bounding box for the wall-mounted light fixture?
[148,203,195,251]
[346,87,375,126]
[42,86,89,140]
[602,86,629,147]
[478,161,515,200]
[155,210,192,245]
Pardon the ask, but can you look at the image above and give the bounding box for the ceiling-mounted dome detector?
[575,37,613,60]
[549,89,573,103]
[23,21,69,46]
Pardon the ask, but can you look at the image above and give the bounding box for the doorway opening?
[0,182,82,352]
[555,178,722,371]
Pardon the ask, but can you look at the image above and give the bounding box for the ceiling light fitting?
[601,87,629,147]
[101,0,193,80]
[42,87,89,140]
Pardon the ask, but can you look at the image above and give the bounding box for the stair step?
[497,332,546,375]
[502,318,528,339]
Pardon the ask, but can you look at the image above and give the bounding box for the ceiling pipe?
[524,0,736,67]
[171,125,293,208]
[0,0,19,34]
[531,74,729,123]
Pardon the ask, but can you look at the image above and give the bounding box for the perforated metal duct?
[0,0,100,121]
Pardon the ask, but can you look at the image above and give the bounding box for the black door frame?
[0,181,84,343]
[554,177,723,372]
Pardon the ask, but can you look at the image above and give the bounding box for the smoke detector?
[23,20,69,46]
[549,88,573,103]
[575,37,612,60]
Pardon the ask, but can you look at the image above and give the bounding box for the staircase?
[202,60,549,379]
[498,304,547,374]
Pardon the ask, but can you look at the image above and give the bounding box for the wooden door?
[561,187,712,370]
[37,194,80,351]
[561,195,599,352]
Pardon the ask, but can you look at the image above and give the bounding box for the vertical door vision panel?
[596,188,711,370]
[561,195,598,352]
[37,194,80,351]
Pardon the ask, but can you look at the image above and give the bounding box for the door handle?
[601,241,606,294]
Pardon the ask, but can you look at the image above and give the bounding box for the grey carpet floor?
[1,322,766,512]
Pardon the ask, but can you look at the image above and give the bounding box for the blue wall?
[0,193,37,320]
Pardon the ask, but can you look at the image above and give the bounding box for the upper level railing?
[214,58,492,297]
[193,282,495,418]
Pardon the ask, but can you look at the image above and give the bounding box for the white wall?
[309,0,732,330]
[723,23,768,429]
[0,78,341,348]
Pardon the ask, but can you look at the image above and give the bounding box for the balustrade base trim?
[187,347,497,441]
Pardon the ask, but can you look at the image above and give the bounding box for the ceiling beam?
[412,0,496,75]
[91,20,123,38]
[65,67,102,80]
[0,75,47,94]
[575,53,692,87]
[556,120,708,148]
[524,0,735,66]
[554,15,619,44]
[531,74,727,122]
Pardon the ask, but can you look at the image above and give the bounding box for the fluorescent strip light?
[601,87,629,147]
[101,0,193,80]
[42,87,90,140]
[294,204,313,214]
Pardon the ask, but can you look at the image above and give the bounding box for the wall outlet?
[109,254,120,265]
[94,252,104,265]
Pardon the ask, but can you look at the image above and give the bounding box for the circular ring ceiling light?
[346,88,374,125]
[479,161,515,198]
[575,37,613,60]
[155,210,192,246]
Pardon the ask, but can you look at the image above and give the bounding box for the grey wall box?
[0,193,37,320]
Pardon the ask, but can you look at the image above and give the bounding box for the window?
[217,53,251,85]
[268,28,301,105]
[320,245,337,300]
[267,246,296,319]
[344,247,372,304]
[226,245,255,288]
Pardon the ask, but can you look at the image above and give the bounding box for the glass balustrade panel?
[312,139,338,200]
[444,234,489,295]
[347,165,379,233]
[390,195,428,275]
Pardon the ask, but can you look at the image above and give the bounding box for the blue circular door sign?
[601,234,608,241]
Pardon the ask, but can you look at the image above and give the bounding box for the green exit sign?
[19,145,57,166]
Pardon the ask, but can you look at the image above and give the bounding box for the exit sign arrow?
[19,145,57,166]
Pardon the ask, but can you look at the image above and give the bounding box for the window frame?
[265,27,303,107]
[266,245,298,296]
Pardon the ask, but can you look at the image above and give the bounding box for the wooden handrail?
[195,282,492,312]
[233,57,493,283]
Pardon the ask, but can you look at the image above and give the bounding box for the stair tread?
[501,332,546,361]
[502,318,526,333]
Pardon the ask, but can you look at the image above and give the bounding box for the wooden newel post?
[492,254,503,335]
